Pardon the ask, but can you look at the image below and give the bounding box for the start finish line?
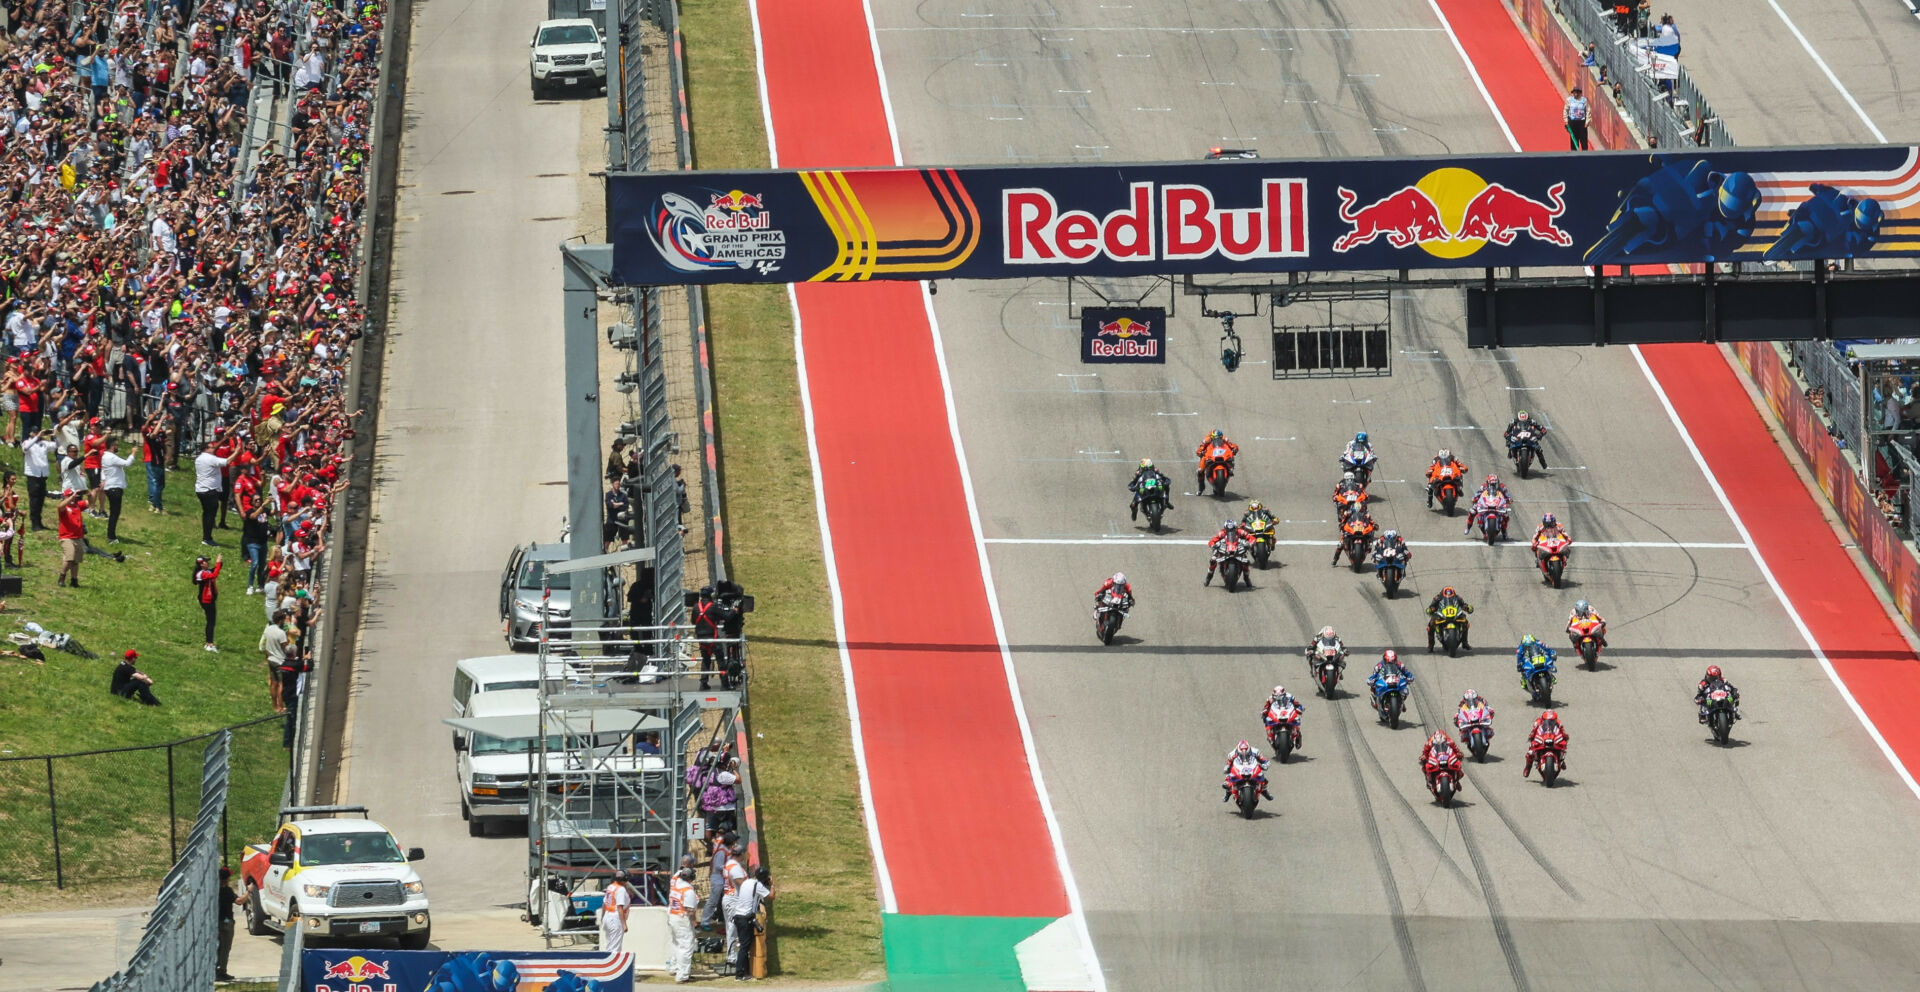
[605,144,1920,286]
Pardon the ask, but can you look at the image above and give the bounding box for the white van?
[449,690,668,837]
[451,655,542,747]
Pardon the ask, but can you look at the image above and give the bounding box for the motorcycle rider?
[1262,685,1305,748]
[1425,585,1475,651]
[1566,599,1607,648]
[1515,634,1557,683]
[1094,571,1135,611]
[1695,665,1742,724]
[1532,513,1572,569]
[1333,507,1379,566]
[1454,689,1494,739]
[1371,528,1411,568]
[1222,739,1273,802]
[1333,471,1368,521]
[1304,625,1349,678]
[1242,499,1275,530]
[1195,429,1240,493]
[1205,519,1253,587]
[1127,458,1174,521]
[1522,709,1569,778]
[1368,649,1413,710]
[1425,448,1467,508]
[1465,474,1513,538]
[1505,410,1550,468]
[1341,431,1378,476]
[1419,730,1464,793]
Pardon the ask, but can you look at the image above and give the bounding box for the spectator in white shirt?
[100,440,133,543]
[194,437,231,545]
[725,866,771,979]
[22,431,56,530]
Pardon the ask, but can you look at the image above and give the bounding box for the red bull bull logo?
[1331,168,1570,257]
[315,955,395,991]
[709,190,765,213]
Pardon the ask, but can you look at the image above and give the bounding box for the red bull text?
[1004,180,1309,265]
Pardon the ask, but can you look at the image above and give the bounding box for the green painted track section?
[881,914,1055,992]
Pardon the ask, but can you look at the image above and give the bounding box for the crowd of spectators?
[0,0,386,714]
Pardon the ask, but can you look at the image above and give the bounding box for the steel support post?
[562,244,615,631]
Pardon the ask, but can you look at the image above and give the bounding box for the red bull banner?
[303,949,633,992]
[607,145,1920,285]
[1080,306,1167,364]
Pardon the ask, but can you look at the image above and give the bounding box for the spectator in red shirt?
[142,412,171,513]
[56,490,87,588]
[195,554,224,652]
[11,365,44,438]
[82,418,108,514]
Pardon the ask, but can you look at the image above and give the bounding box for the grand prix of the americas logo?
[1332,167,1571,257]
[1003,180,1309,265]
[647,189,786,275]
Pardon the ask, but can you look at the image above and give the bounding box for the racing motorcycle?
[1212,534,1253,592]
[1333,486,1369,524]
[1704,688,1738,746]
[1519,648,1558,707]
[1432,605,1468,657]
[1094,590,1129,645]
[1456,706,1494,762]
[1509,427,1544,478]
[1245,515,1277,568]
[1204,456,1235,498]
[1266,703,1303,763]
[1434,473,1462,516]
[1308,643,1346,699]
[1426,748,1462,807]
[1339,519,1374,571]
[1473,492,1510,545]
[1225,762,1264,819]
[1370,670,1409,729]
[1535,534,1572,588]
[1530,726,1567,786]
[1373,543,1408,597]
[1569,617,1605,669]
[1340,448,1377,487]
[1136,475,1169,532]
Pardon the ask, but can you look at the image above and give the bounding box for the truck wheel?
[245,884,271,936]
[399,928,431,950]
[467,808,485,837]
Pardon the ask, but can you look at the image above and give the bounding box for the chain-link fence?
[1558,0,1732,149]
[1788,339,1866,454]
[83,732,232,992]
[0,716,284,889]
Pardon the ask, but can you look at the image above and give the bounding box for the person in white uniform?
[599,869,634,952]
[668,866,698,983]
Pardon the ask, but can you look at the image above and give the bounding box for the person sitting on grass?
[111,649,161,706]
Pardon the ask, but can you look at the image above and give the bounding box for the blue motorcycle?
[1508,427,1545,478]
[1373,546,1408,598]
[1518,647,1557,706]
[1369,668,1412,729]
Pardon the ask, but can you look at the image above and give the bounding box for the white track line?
[866,0,1108,983]
[753,0,897,912]
[1762,0,1888,143]
[985,537,1749,549]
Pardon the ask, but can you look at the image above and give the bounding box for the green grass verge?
[0,447,286,904]
[681,0,885,980]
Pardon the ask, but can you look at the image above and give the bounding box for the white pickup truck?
[240,806,431,948]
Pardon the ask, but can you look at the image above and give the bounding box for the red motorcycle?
[1265,704,1303,763]
[1568,617,1605,669]
[1528,729,1568,786]
[1203,456,1234,497]
[1534,534,1572,588]
[1423,747,1463,807]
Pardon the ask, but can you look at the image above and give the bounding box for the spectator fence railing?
[0,716,282,889]
[1888,440,1920,535]
[80,731,233,992]
[1556,0,1732,148]
[1789,339,1866,455]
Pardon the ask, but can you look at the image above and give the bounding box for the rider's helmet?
[1317,625,1337,641]
[1381,649,1399,666]
[1437,448,1452,462]
[1209,429,1224,442]
[1542,513,1557,527]
[1139,458,1153,470]
[1247,499,1264,514]
[1111,572,1126,587]
[1341,471,1356,485]
[1235,740,1253,757]
[1486,474,1500,486]
[1355,431,1369,445]
[1429,730,1449,746]
[1706,665,1723,681]
[1573,599,1590,616]
[1461,689,1480,705]
[1517,410,1531,423]
[1441,586,1457,598]
[1521,634,1539,647]
[1271,685,1287,700]
[1382,529,1398,542]
[1222,520,1238,532]
[1540,709,1559,725]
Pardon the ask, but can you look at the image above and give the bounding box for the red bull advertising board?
[303,949,633,992]
[1080,307,1167,364]
[607,145,1920,285]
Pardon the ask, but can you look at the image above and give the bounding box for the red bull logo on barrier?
[1081,307,1167,364]
[1332,168,1570,257]
[316,955,395,991]
[1005,180,1309,265]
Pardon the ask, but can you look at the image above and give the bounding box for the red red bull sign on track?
[1080,307,1167,364]
[607,145,1920,285]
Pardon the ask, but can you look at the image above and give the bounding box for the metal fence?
[0,716,284,889]
[83,732,232,992]
[1788,339,1866,454]
[1557,0,1733,149]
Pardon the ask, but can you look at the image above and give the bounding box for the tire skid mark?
[1329,698,1432,992]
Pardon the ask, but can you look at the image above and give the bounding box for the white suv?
[529,19,607,98]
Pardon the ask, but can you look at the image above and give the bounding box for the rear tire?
[1382,570,1400,597]
[1441,492,1457,516]
[1223,561,1242,592]
[1711,710,1733,745]
[1147,504,1164,532]
[1468,735,1488,762]
[1581,642,1598,669]
[1096,613,1118,645]
[1516,449,1533,478]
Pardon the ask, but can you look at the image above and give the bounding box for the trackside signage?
[1080,307,1168,364]
[606,145,1920,285]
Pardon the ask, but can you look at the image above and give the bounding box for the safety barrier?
[1547,0,1732,148]
[1787,340,1867,454]
[1511,0,1635,149]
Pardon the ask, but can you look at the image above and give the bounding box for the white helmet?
[1272,685,1287,699]
[1438,448,1453,461]
[1342,471,1356,483]
[1462,689,1480,704]
[1318,625,1336,640]
[1383,529,1398,541]
[1236,740,1253,755]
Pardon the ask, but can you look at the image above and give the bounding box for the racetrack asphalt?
[872,0,1920,988]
